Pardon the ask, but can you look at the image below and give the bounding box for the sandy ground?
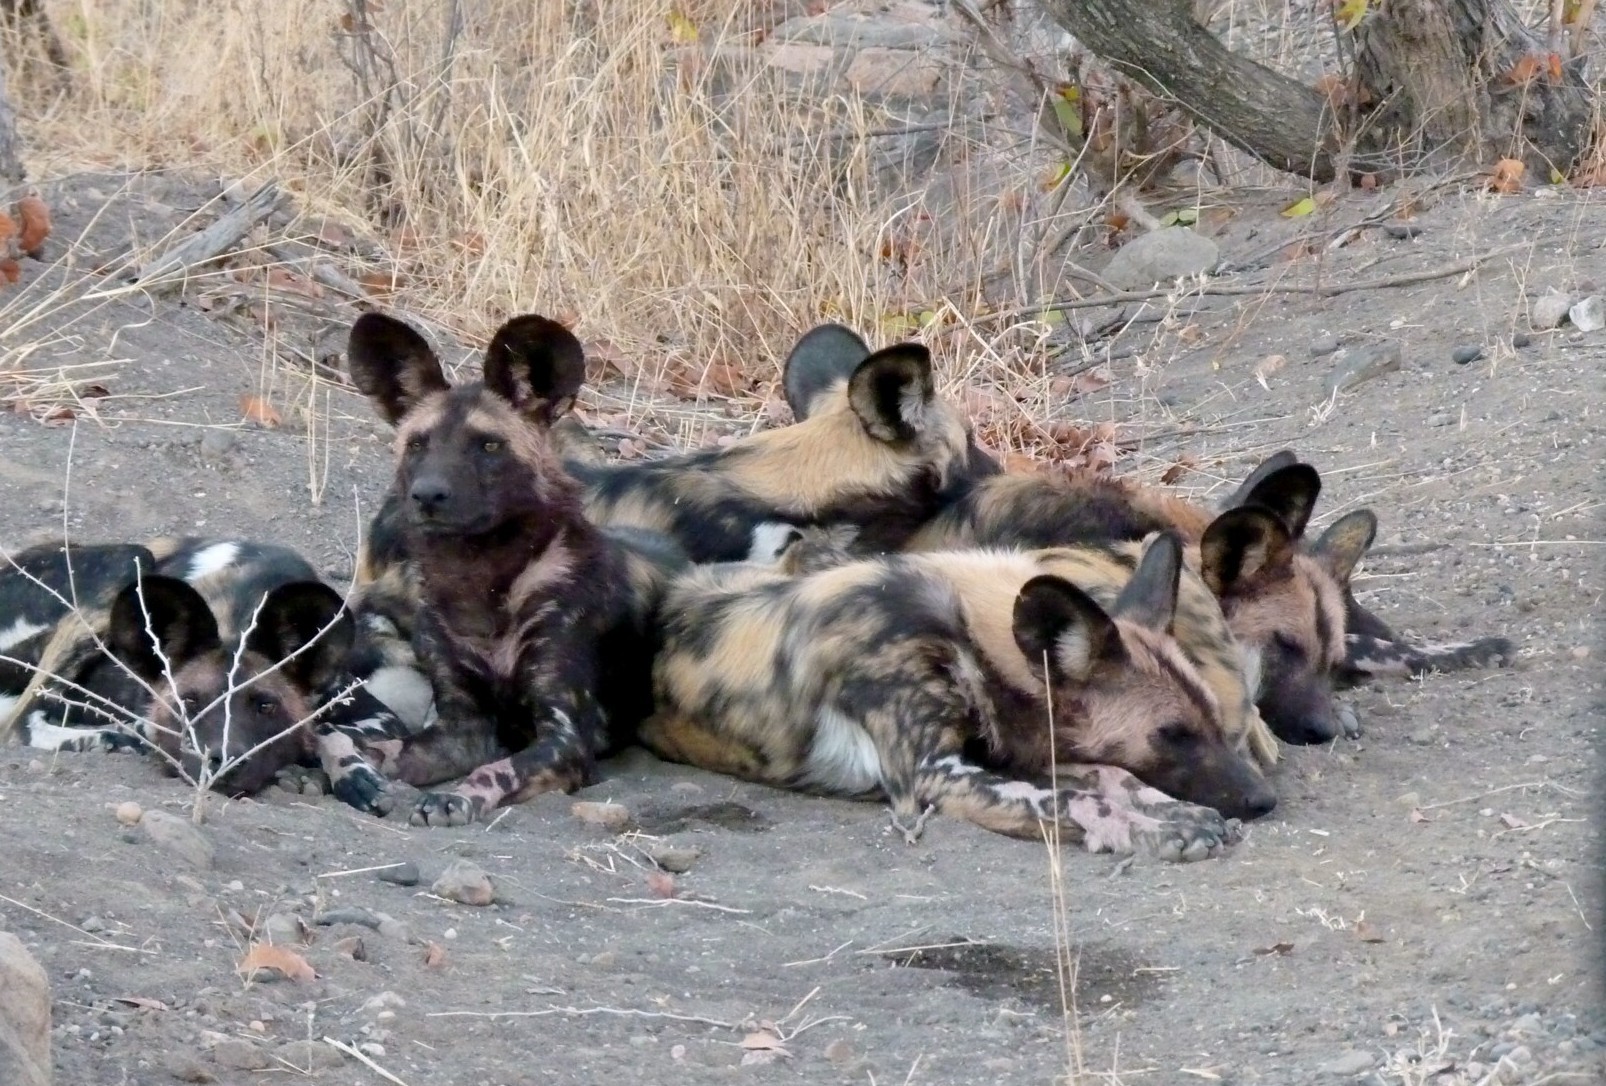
[0,171,1600,1086]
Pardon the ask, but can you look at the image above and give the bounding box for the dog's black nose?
[409,478,451,515]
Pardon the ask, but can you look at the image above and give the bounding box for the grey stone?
[772,13,946,50]
[1309,334,1342,357]
[0,933,50,1086]
[432,860,495,906]
[1512,330,1532,348]
[263,912,309,945]
[141,810,215,870]
[211,1038,271,1071]
[1326,341,1403,394]
[1102,227,1219,290]
[1568,295,1604,332]
[1452,344,1483,365]
[377,861,420,887]
[1318,1049,1376,1076]
[274,1038,347,1071]
[199,429,236,464]
[1531,290,1573,331]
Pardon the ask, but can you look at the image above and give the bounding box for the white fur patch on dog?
[802,706,883,795]
[0,616,48,653]
[184,542,242,582]
[746,523,804,566]
[363,665,436,732]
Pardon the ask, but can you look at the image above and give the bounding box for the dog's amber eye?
[253,696,278,716]
[405,437,426,452]
[481,440,503,453]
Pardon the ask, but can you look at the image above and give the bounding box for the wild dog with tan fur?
[345,311,685,827]
[643,531,1268,861]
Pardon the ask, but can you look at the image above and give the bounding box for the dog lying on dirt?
[642,529,1266,861]
[344,311,686,827]
[0,537,397,804]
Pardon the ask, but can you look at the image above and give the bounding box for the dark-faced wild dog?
[643,531,1269,861]
[903,452,1513,745]
[345,310,686,827]
[0,538,393,801]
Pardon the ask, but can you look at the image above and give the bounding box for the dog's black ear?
[481,314,587,424]
[783,324,871,421]
[1112,531,1184,633]
[347,313,451,426]
[847,343,936,443]
[108,576,222,681]
[1013,574,1124,684]
[1225,460,1322,539]
[1310,509,1378,585]
[247,582,355,691]
[1199,507,1295,597]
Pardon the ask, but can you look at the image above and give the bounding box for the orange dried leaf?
[1504,54,1543,85]
[0,257,21,284]
[1071,367,1112,395]
[741,1031,789,1053]
[1547,52,1564,82]
[423,941,447,968]
[15,196,49,256]
[1488,158,1525,194]
[114,996,170,1011]
[358,269,404,296]
[1408,807,1431,823]
[265,267,324,299]
[645,870,676,899]
[0,209,16,245]
[237,943,315,983]
[239,394,282,429]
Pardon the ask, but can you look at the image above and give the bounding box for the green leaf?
[1335,0,1368,31]
[1281,196,1317,218]
[1050,92,1082,142]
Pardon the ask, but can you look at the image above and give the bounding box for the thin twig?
[323,1036,412,1086]
[426,1005,737,1029]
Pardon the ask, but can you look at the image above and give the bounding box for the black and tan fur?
[0,538,396,803]
[903,452,1512,745]
[643,532,1268,860]
[345,310,686,827]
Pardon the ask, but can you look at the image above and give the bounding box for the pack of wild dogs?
[0,312,1513,862]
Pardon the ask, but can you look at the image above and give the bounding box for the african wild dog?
[901,451,1512,746]
[644,531,1269,861]
[0,538,393,802]
[345,310,687,827]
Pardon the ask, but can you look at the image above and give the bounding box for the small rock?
[211,1038,270,1071]
[432,860,494,907]
[1407,728,1437,745]
[824,1039,856,1066]
[376,861,419,887]
[376,917,412,942]
[79,916,106,934]
[331,936,366,961]
[163,1055,216,1083]
[1531,290,1573,331]
[1512,330,1532,348]
[645,843,702,873]
[140,810,214,870]
[198,429,236,464]
[263,913,309,946]
[274,1039,347,1071]
[1327,341,1403,394]
[113,801,143,826]
[1571,646,1591,660]
[1568,295,1604,332]
[571,801,632,832]
[1102,227,1220,290]
[1336,704,1361,739]
[1309,334,1342,357]
[361,991,405,1014]
[0,931,51,1086]
[1451,344,1483,365]
[1318,1049,1375,1076]
[1383,223,1422,240]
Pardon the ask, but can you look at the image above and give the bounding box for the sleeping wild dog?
[345,310,686,826]
[904,450,1513,745]
[644,531,1269,861]
[0,538,395,802]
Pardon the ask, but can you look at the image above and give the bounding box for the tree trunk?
[1035,0,1594,183]
[1353,0,1594,175]
[0,58,23,184]
[1035,0,1349,182]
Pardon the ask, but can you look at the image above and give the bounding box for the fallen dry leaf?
[741,1030,790,1055]
[1070,367,1112,396]
[1254,353,1288,390]
[114,996,169,1011]
[1488,158,1525,194]
[645,870,676,899]
[1253,941,1295,956]
[239,394,282,429]
[1409,808,1431,823]
[571,801,632,831]
[264,267,324,300]
[332,935,366,961]
[423,941,447,968]
[15,195,50,256]
[1498,812,1528,830]
[1177,323,1205,346]
[1159,454,1199,485]
[358,270,404,296]
[1355,920,1386,944]
[237,943,315,983]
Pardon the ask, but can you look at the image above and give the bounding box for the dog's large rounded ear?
[1310,509,1378,585]
[108,576,222,682]
[1231,462,1322,539]
[346,313,451,427]
[846,343,935,443]
[783,323,871,421]
[481,314,586,424]
[1199,507,1295,597]
[1012,574,1122,684]
[1218,450,1299,509]
[1112,531,1184,633]
[248,582,355,691]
